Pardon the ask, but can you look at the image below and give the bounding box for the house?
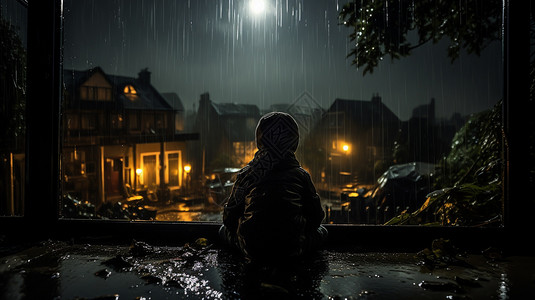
[192,93,260,177]
[396,98,465,164]
[62,67,198,205]
[161,92,185,132]
[268,91,325,147]
[303,94,401,188]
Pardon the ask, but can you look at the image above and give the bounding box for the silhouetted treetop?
[339,0,501,75]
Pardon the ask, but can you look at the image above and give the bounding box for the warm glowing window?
[124,85,138,101]
[233,141,256,166]
[140,154,158,188]
[124,85,136,95]
[167,152,181,187]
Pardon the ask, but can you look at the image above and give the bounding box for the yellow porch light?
[184,164,191,173]
[334,140,351,154]
[136,168,143,176]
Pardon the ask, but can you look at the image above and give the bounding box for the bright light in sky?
[249,0,266,15]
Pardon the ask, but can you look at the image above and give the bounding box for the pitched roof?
[63,67,174,111]
[211,102,260,116]
[327,97,400,125]
[212,102,260,142]
[161,93,185,111]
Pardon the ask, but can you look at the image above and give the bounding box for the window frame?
[139,152,160,187]
[3,0,530,251]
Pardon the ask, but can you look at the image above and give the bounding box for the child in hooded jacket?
[219,112,328,260]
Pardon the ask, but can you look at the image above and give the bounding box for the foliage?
[339,0,501,75]
[415,238,469,270]
[386,101,503,226]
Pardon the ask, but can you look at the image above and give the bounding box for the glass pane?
[0,0,27,216]
[62,0,503,226]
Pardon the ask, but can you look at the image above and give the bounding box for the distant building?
[268,91,325,143]
[62,67,198,205]
[161,92,185,132]
[304,94,401,187]
[412,98,436,122]
[193,93,261,176]
[397,98,464,164]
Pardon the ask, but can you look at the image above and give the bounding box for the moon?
[249,0,266,15]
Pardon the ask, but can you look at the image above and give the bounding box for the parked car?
[204,168,240,206]
[341,162,435,224]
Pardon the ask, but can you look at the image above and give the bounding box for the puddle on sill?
[1,240,534,299]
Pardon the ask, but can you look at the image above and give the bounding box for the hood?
[255,112,299,156]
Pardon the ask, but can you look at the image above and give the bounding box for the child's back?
[221,112,327,261]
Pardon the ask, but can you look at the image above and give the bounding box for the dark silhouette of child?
[219,112,327,260]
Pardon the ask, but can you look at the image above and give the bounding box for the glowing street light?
[135,168,143,189]
[183,164,192,194]
[340,142,351,154]
[184,164,191,173]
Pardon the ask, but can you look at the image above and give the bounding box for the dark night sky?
[63,0,503,121]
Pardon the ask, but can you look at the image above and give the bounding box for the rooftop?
[63,67,175,111]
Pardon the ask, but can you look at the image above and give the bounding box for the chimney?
[200,92,211,104]
[138,68,151,85]
[371,93,381,105]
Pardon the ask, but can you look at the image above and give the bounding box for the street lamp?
[340,142,351,154]
[183,164,191,194]
[135,168,143,189]
[184,164,191,174]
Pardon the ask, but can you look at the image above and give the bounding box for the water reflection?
[1,241,533,299]
[155,202,222,222]
[216,249,329,299]
[498,273,509,300]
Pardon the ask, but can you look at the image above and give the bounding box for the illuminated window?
[124,85,138,101]
[140,154,158,188]
[233,141,256,166]
[124,85,137,95]
[167,152,181,188]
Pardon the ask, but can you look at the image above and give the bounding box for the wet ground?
[149,197,342,223]
[1,239,534,299]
